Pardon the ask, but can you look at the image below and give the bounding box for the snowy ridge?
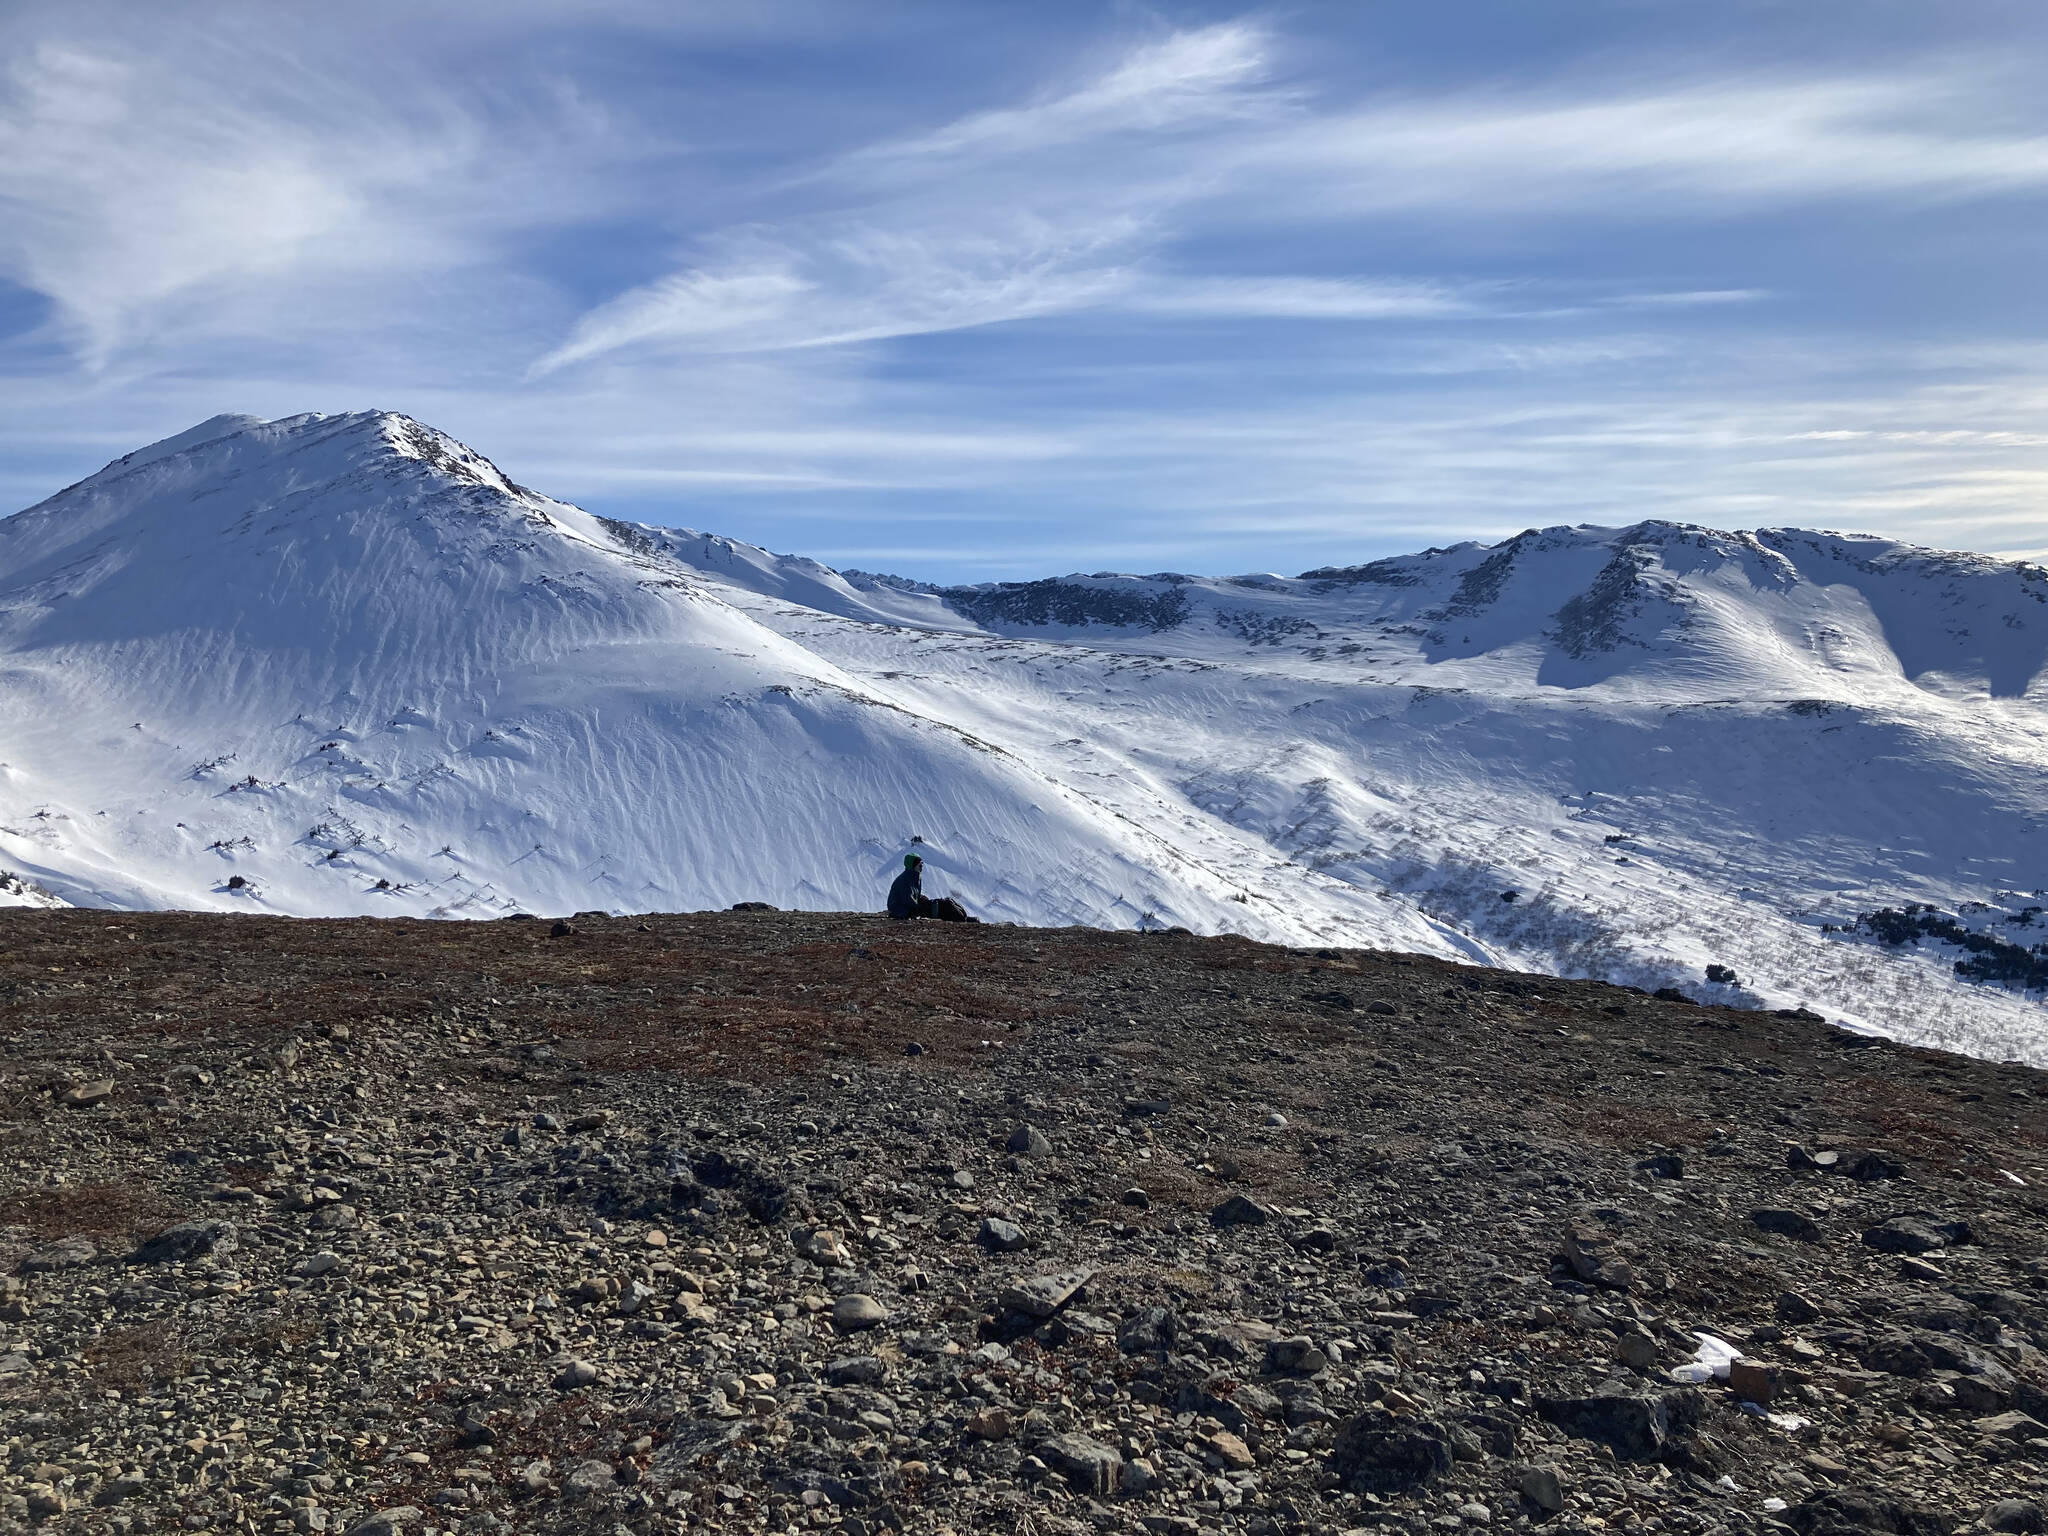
[2,411,2045,1064]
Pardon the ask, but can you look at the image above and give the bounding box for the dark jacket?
[887,863,924,919]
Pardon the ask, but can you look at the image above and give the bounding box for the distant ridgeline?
[1840,902,2048,993]
[842,568,1195,630]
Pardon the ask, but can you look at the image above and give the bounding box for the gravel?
[0,906,2044,1536]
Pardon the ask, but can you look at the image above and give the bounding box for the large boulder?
[1782,1490,1953,1536]
[1327,1410,1455,1493]
[22,1237,98,1272]
[1560,1217,1634,1288]
[1117,1305,1181,1355]
[1036,1433,1121,1496]
[1863,1213,1972,1254]
[131,1220,237,1265]
[1534,1388,1702,1460]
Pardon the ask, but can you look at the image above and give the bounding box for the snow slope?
[0,412,1444,945]
[3,412,2044,1064]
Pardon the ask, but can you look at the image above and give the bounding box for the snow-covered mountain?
[3,411,2045,1064]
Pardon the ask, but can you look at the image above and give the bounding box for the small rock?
[1785,1491,1953,1536]
[1003,1269,1097,1327]
[1985,1499,2046,1535]
[1458,1502,1493,1525]
[1122,1097,1171,1117]
[1751,1207,1823,1242]
[965,1408,1014,1440]
[1776,1289,1823,1323]
[1365,999,1400,1016]
[1858,1334,1933,1377]
[1266,1335,1329,1374]
[1328,1409,1454,1493]
[1001,1267,1093,1320]
[133,1219,237,1265]
[1615,1332,1659,1372]
[825,1355,890,1387]
[1972,1410,2048,1442]
[59,1078,116,1108]
[1840,1148,1906,1181]
[1211,1193,1271,1226]
[1863,1213,1971,1254]
[1951,1374,2012,1413]
[561,1460,615,1499]
[1118,1305,1181,1354]
[834,1293,888,1330]
[1118,1186,1150,1208]
[22,1236,97,1272]
[1264,1111,1289,1128]
[1203,1430,1256,1470]
[553,1358,599,1390]
[92,1475,148,1508]
[616,1279,656,1315]
[24,1487,64,1518]
[1037,1432,1122,1495]
[344,1509,421,1536]
[1727,1358,1777,1404]
[978,1216,1027,1252]
[795,1227,854,1266]
[1517,1465,1566,1514]
[1535,1390,1694,1459]
[1561,1216,1634,1288]
[1006,1124,1052,1158]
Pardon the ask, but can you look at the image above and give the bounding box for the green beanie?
[904,852,922,868]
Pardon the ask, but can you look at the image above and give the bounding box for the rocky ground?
[1,909,2044,1536]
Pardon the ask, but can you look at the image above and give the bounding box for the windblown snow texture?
[2,412,2044,1064]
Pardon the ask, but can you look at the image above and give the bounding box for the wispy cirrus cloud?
[1240,73,2048,217]
[3,3,2047,580]
[0,16,637,369]
[536,22,1292,372]
[538,36,2048,378]
[535,216,1151,370]
[1123,276,1472,320]
[839,21,1286,171]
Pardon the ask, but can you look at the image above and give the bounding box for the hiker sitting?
[887,853,973,921]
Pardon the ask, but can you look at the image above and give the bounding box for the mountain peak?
[370,413,529,500]
[11,411,448,519]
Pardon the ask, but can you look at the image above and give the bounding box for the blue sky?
[2,0,2045,581]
